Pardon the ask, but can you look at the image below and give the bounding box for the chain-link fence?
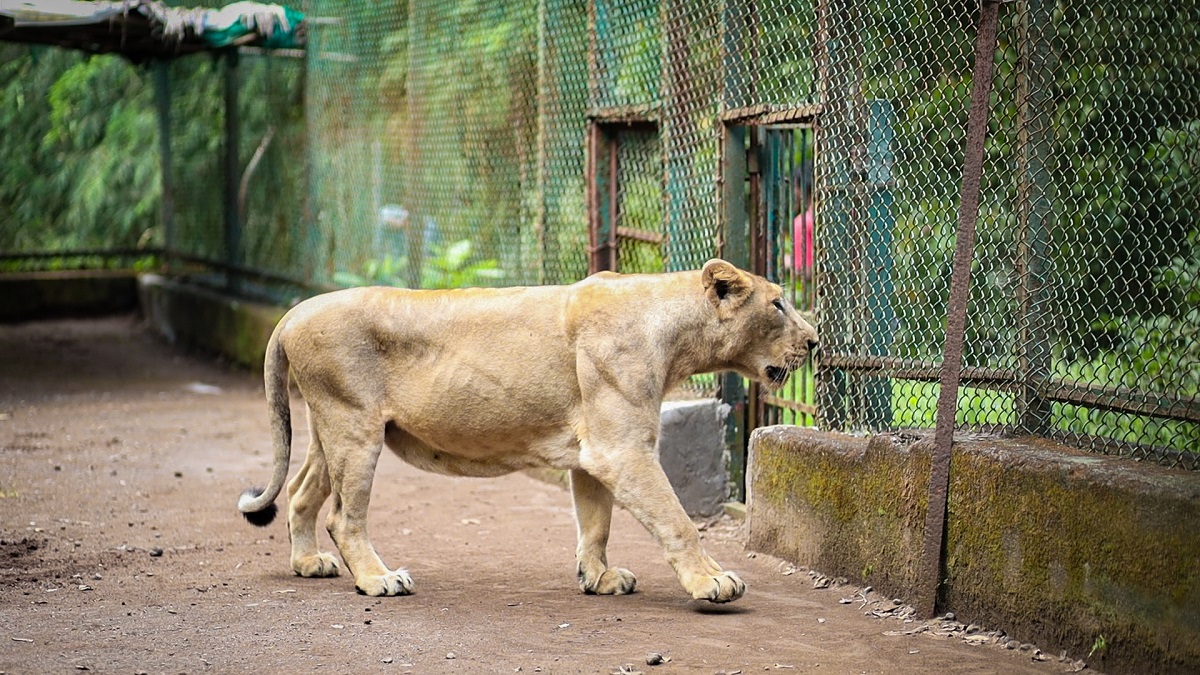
[2,0,1196,465]
[815,0,1200,468]
[161,49,308,300]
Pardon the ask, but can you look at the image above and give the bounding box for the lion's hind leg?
[570,469,637,595]
[287,412,340,578]
[320,407,414,597]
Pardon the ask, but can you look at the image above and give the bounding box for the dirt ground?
[0,316,1085,674]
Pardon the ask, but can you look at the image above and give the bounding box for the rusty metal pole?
[223,48,242,295]
[915,0,1008,620]
[152,60,175,272]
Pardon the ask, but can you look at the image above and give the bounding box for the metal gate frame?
[586,118,663,275]
[720,108,821,501]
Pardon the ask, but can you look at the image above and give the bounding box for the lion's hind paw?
[355,568,415,597]
[582,567,637,596]
[293,552,341,578]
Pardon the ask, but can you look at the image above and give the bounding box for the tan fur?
[238,259,817,603]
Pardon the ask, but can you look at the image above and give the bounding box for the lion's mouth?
[765,365,791,386]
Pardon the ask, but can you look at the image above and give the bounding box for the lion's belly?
[384,422,581,477]
[380,336,583,469]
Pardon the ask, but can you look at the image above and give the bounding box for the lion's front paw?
[355,568,415,597]
[690,570,745,603]
[293,552,340,578]
[580,567,637,596]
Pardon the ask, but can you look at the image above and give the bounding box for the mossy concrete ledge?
[137,274,286,371]
[0,270,139,322]
[747,426,1200,674]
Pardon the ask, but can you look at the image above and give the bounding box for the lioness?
[238,259,817,603]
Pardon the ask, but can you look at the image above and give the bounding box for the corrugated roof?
[0,1,305,61]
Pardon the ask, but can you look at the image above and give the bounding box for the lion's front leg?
[576,365,744,603]
[570,469,637,595]
[581,444,744,604]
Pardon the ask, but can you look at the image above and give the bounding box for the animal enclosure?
[3,0,1198,468]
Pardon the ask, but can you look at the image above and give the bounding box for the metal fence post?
[152,60,175,272]
[1015,0,1054,435]
[223,48,242,295]
[915,0,1009,620]
[721,123,750,501]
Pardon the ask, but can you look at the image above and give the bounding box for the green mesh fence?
[160,49,308,302]
[166,57,223,267]
[815,1,1200,467]
[305,0,544,289]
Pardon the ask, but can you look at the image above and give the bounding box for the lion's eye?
[772,298,785,313]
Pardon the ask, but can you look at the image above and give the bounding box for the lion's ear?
[702,259,751,307]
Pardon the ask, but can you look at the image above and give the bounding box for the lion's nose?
[807,337,819,353]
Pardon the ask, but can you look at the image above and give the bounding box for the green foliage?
[0,47,161,254]
[422,239,506,289]
[333,239,504,290]
[45,56,161,248]
[891,381,1015,429]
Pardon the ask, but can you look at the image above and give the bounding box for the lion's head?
[701,259,818,390]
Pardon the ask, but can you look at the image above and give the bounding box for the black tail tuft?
[239,487,279,527]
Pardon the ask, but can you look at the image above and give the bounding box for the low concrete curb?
[0,270,139,322]
[138,274,286,371]
[747,426,1200,675]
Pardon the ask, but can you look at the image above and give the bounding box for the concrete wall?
[138,274,286,371]
[0,270,139,322]
[747,426,1200,674]
[659,399,730,519]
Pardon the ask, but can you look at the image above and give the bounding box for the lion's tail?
[237,322,292,527]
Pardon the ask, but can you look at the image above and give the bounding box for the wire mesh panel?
[721,0,819,113]
[234,52,309,290]
[540,0,592,285]
[999,1,1200,464]
[590,0,661,113]
[165,57,225,267]
[819,0,969,432]
[305,0,569,290]
[613,126,666,273]
[306,1,407,288]
[659,0,721,273]
[588,0,664,275]
[814,0,1200,466]
[409,1,540,287]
